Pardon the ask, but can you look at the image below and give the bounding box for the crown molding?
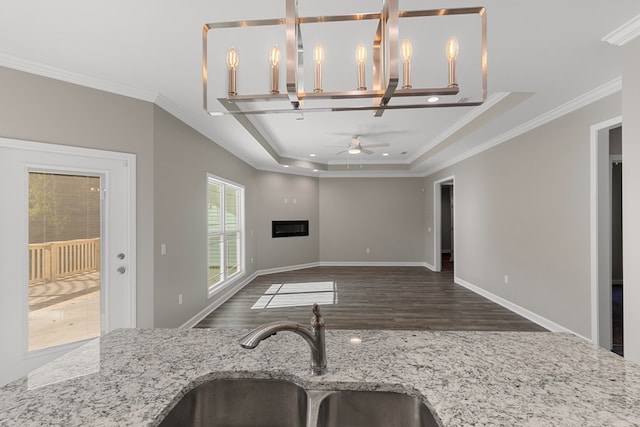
[602,15,640,46]
[422,77,622,176]
[409,92,511,163]
[0,52,158,103]
[319,171,424,178]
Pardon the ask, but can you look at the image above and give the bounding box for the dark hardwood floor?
[195,258,547,332]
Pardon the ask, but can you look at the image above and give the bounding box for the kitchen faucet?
[239,303,327,375]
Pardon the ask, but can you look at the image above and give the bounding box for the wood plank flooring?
[195,261,547,332]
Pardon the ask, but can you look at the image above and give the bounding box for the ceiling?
[1,1,639,177]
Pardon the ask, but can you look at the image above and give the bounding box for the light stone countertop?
[1,328,639,426]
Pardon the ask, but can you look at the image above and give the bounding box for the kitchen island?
[1,328,639,426]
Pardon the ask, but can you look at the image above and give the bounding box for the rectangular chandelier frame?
[203,0,486,117]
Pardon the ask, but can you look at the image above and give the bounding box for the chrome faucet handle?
[311,303,325,329]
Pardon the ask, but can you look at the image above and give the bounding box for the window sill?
[207,272,245,300]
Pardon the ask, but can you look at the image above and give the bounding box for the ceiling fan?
[336,137,389,155]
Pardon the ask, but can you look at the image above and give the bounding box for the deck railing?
[29,238,100,284]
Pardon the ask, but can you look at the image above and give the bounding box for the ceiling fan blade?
[336,149,349,155]
[363,143,390,148]
[361,148,374,155]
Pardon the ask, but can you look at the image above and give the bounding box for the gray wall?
[319,178,426,262]
[424,93,622,338]
[622,37,640,362]
[0,66,156,328]
[610,126,622,155]
[152,106,259,327]
[254,171,320,270]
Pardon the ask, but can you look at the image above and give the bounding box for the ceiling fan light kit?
[203,0,487,117]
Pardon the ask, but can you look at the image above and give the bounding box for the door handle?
[117,266,126,274]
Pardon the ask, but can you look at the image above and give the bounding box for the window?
[207,174,244,293]
[28,172,101,351]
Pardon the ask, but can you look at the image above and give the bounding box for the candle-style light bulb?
[401,39,413,62]
[401,39,413,89]
[446,37,459,88]
[269,45,280,94]
[355,44,367,90]
[269,45,280,67]
[356,44,367,65]
[227,47,239,70]
[226,47,239,96]
[446,37,459,60]
[313,45,324,66]
[313,44,324,93]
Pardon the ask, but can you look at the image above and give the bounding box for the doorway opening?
[434,176,455,273]
[0,138,136,386]
[590,118,623,355]
[611,155,623,356]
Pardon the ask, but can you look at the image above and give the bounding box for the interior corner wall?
[424,93,622,338]
[0,66,156,329]
[319,177,426,263]
[254,171,320,270]
[622,36,640,363]
[152,106,259,328]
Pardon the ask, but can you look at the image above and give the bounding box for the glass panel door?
[28,172,101,351]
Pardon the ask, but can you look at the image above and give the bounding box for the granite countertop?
[1,328,639,426]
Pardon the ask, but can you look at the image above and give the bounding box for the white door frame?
[0,138,136,385]
[590,116,622,348]
[434,176,455,272]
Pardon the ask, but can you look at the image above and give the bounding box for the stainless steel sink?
[158,378,440,427]
[158,378,308,427]
[315,390,439,427]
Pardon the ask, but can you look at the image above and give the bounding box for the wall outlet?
[250,257,254,264]
[161,243,166,256]
[504,275,509,284]
[428,227,432,233]
[366,248,370,254]
[178,294,183,305]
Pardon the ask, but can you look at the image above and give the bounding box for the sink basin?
[315,390,439,427]
[158,378,307,427]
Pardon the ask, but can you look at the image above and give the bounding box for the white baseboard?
[423,262,436,271]
[454,276,590,341]
[180,262,321,329]
[255,262,320,275]
[318,261,426,267]
[180,272,259,329]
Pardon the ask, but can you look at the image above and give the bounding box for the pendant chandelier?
[203,0,486,117]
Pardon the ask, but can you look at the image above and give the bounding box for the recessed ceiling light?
[427,96,440,103]
[313,169,319,172]
[310,153,316,157]
[283,165,290,168]
[382,153,389,157]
